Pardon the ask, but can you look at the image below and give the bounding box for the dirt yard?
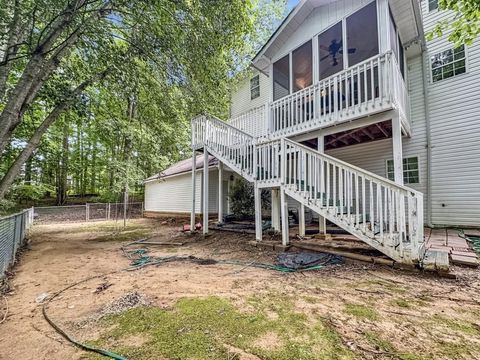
[1,218,479,360]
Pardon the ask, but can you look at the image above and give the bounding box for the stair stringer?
[205,146,255,183]
[284,187,411,263]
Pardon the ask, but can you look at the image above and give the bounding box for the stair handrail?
[282,138,424,261]
[282,138,421,196]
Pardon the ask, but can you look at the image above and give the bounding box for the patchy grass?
[390,298,412,309]
[344,303,378,321]
[364,332,430,360]
[432,315,480,335]
[93,228,152,242]
[88,295,354,360]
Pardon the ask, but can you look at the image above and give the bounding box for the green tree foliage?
[427,0,480,46]
[0,0,286,207]
[228,178,270,218]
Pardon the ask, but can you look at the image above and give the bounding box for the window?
[431,45,466,82]
[346,1,379,66]
[250,75,260,100]
[428,0,438,12]
[387,157,419,184]
[292,40,313,92]
[273,54,290,101]
[318,22,344,80]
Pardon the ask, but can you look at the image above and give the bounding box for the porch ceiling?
[389,0,423,48]
[301,120,393,151]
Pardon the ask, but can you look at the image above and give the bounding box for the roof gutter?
[143,165,218,184]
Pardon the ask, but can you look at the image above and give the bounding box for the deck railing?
[269,52,398,137]
[192,115,424,261]
[228,105,267,138]
[282,138,424,260]
[229,52,409,139]
[192,115,257,181]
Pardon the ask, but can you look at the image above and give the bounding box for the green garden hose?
[42,246,327,359]
[42,269,129,360]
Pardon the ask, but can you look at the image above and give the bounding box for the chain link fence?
[0,208,34,279]
[34,202,144,224]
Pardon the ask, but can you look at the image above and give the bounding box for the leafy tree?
[0,0,286,204]
[427,0,480,46]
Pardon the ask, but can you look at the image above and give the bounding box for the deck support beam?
[317,134,327,234]
[203,148,209,235]
[190,151,197,233]
[254,183,262,241]
[271,189,281,231]
[280,188,289,246]
[218,162,223,223]
[392,112,404,186]
[299,203,305,237]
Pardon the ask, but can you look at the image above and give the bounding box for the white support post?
[298,203,305,237]
[218,162,223,223]
[392,112,404,185]
[280,188,289,246]
[254,183,262,241]
[317,134,327,234]
[190,151,197,232]
[271,189,281,231]
[203,148,209,235]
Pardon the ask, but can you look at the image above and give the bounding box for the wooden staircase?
[192,115,425,264]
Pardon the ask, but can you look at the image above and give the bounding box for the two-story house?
[146,0,479,265]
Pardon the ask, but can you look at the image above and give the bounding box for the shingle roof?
[144,154,218,182]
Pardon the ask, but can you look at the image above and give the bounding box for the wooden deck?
[424,228,479,268]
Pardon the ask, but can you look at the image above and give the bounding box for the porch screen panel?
[273,54,290,101]
[346,1,379,66]
[292,40,313,92]
[318,22,344,80]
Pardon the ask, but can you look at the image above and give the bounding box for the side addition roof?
[144,155,218,183]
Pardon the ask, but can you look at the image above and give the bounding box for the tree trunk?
[0,0,110,156]
[0,71,106,199]
[90,139,97,193]
[56,123,69,205]
[24,155,33,184]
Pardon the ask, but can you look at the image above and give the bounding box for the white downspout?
[421,48,433,228]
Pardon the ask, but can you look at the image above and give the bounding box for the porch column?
[271,189,281,231]
[254,183,262,241]
[190,151,197,232]
[280,188,289,246]
[392,112,404,185]
[317,134,327,234]
[298,203,305,237]
[218,162,223,223]
[203,148,209,235]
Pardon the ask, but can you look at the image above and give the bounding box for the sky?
[286,0,300,13]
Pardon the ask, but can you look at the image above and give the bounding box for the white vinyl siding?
[422,2,480,226]
[145,169,219,214]
[325,55,428,220]
[230,71,269,117]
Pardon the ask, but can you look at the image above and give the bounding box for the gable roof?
[144,155,218,182]
[252,0,423,74]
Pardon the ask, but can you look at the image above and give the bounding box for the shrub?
[228,178,270,217]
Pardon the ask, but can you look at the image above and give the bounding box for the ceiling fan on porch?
[319,40,356,66]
